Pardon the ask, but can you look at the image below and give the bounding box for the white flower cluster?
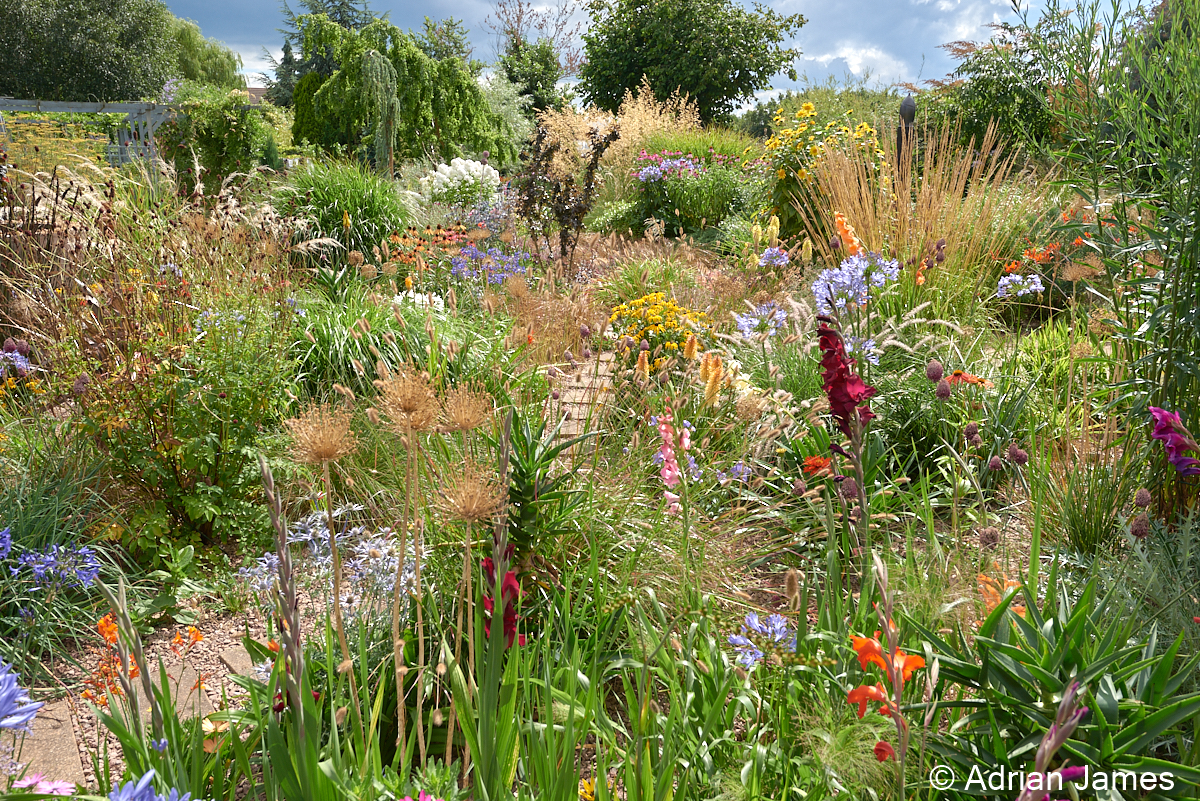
[420,158,501,207]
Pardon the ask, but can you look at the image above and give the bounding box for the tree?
[484,0,585,76]
[578,0,805,124]
[295,14,515,164]
[414,16,484,76]
[264,41,300,106]
[171,18,246,89]
[0,0,175,101]
[499,37,566,115]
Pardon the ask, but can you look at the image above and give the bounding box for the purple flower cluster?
[1,660,42,733]
[717,461,752,484]
[466,187,516,233]
[758,247,790,268]
[1,338,33,379]
[735,301,787,338]
[450,244,529,284]
[8,543,101,590]
[812,253,901,315]
[728,612,795,668]
[996,273,1045,298]
[843,335,880,366]
[108,769,191,801]
[634,150,705,183]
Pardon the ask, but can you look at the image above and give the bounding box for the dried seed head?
[347,250,364,267]
[439,461,505,524]
[284,403,357,464]
[1134,488,1152,508]
[784,569,800,611]
[431,708,444,726]
[335,706,349,726]
[376,370,438,432]
[1131,513,1151,540]
[683,333,698,360]
[979,526,1000,549]
[441,383,493,433]
[736,393,767,421]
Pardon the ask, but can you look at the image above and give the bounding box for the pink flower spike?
[664,491,681,515]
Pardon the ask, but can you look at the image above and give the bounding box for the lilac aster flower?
[734,302,787,338]
[758,247,790,268]
[0,660,43,732]
[728,612,796,668]
[997,273,1045,298]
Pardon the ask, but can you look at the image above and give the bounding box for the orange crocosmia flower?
[1072,237,1085,247]
[267,639,281,653]
[851,635,888,673]
[98,614,119,646]
[801,455,832,476]
[978,572,1026,618]
[847,683,894,719]
[834,212,863,256]
[1004,260,1021,274]
[187,626,203,646]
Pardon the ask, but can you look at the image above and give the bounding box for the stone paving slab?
[218,647,256,677]
[126,660,215,721]
[18,698,87,788]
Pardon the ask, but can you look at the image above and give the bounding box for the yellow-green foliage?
[2,113,116,175]
[643,126,761,161]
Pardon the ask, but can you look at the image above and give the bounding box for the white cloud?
[232,46,281,83]
[802,44,912,83]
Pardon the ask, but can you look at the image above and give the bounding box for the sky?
[164,0,1023,103]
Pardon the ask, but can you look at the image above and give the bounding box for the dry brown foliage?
[603,77,702,168]
[799,121,1047,288]
[504,278,603,363]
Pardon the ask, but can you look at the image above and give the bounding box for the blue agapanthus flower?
[997,273,1045,298]
[728,613,796,668]
[758,247,790,269]
[843,335,880,366]
[812,252,901,315]
[734,302,788,338]
[13,544,101,590]
[107,769,191,801]
[0,660,43,732]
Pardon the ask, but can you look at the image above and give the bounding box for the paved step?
[18,698,87,790]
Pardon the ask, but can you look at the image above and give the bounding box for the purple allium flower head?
[1,338,14,353]
[1007,443,1029,465]
[925,359,944,382]
[988,455,1003,472]
[1131,513,1151,540]
[963,422,979,439]
[839,477,859,500]
[935,379,951,400]
[1134,488,1152,508]
[970,434,984,449]
[792,478,807,496]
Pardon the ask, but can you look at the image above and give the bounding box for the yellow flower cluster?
[609,292,709,373]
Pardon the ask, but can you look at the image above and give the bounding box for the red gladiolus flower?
[818,324,876,437]
[847,683,896,719]
[482,561,525,648]
[1149,407,1200,476]
[874,740,895,762]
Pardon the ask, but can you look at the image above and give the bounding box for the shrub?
[158,82,281,192]
[420,158,501,209]
[628,149,749,237]
[277,160,414,261]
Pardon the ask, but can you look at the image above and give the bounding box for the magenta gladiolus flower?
[1149,407,1200,476]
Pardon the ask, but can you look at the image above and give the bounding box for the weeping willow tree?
[297,14,516,165]
[362,48,400,173]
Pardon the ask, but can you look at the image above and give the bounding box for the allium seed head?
[979,527,1000,549]
[439,461,505,524]
[376,370,438,432]
[1131,512,1151,540]
[285,403,358,464]
[440,384,492,433]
